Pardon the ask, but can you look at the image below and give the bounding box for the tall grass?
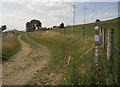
[2,34,21,60]
[28,31,97,85]
[28,30,118,85]
[54,17,119,48]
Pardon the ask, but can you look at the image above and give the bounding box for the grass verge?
[27,31,96,85]
[28,30,119,85]
[2,34,21,61]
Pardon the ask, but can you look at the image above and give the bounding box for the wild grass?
[54,17,119,48]
[27,18,119,85]
[28,31,99,85]
[21,33,38,49]
[2,34,21,60]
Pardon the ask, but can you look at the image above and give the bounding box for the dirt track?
[2,35,51,85]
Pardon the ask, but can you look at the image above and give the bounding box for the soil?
[2,35,51,85]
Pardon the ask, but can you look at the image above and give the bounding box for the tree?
[1,25,7,31]
[26,19,42,31]
[96,19,100,22]
[30,19,42,30]
[60,23,64,28]
[26,22,31,31]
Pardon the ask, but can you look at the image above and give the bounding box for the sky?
[0,0,119,31]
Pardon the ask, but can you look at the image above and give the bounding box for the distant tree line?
[26,19,65,32]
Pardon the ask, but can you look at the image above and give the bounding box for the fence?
[56,23,118,69]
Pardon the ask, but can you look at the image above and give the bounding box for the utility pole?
[71,3,77,35]
[82,6,88,24]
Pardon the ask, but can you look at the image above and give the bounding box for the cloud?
[2,14,27,30]
[3,0,119,2]
[18,2,72,24]
[1,1,118,31]
[104,12,117,17]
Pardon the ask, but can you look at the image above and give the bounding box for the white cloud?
[18,2,72,25]
[1,1,118,31]
[2,14,27,30]
[90,13,94,17]
[104,12,117,17]
[2,2,74,30]
[2,0,119,2]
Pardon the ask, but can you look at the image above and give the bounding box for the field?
[2,34,21,60]
[26,18,119,85]
[22,18,118,85]
[54,18,119,48]
[2,17,119,85]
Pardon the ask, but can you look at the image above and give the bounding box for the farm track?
[2,35,51,85]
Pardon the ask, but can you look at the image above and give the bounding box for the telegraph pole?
[82,6,88,24]
[71,3,77,35]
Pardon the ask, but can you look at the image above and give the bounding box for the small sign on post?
[94,35,99,41]
[94,19,100,79]
[94,23,99,65]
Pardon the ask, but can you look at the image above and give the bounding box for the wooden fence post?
[99,27,102,44]
[82,26,85,39]
[107,29,113,62]
[94,20,100,79]
[94,21,100,65]
[102,28,106,49]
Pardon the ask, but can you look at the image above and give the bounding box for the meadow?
[2,17,119,85]
[54,18,119,47]
[2,34,21,60]
[27,18,119,85]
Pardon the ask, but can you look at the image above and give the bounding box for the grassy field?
[2,34,21,60]
[21,33,38,49]
[54,17,119,48]
[2,17,118,85]
[27,18,119,85]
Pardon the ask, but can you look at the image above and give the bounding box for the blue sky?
[1,0,119,30]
